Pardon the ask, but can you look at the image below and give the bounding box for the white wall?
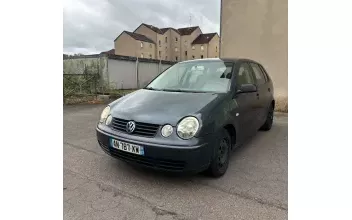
[221,0,288,98]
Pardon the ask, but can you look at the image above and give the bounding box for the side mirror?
[236,84,257,94]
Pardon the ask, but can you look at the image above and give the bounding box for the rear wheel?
[260,105,274,131]
[206,129,231,177]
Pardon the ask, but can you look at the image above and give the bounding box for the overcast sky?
[63,0,220,54]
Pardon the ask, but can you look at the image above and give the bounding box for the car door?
[233,62,259,142]
[249,62,272,127]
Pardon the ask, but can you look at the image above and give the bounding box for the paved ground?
[64,104,288,220]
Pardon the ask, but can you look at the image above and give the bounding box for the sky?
[63,0,220,54]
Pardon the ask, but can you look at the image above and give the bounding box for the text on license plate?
[110,139,144,155]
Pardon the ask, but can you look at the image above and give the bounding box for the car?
[96,58,275,177]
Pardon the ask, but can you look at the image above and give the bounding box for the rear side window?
[259,65,270,82]
[250,63,266,85]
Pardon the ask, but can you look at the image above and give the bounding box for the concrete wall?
[138,61,160,88]
[220,0,288,98]
[63,55,108,85]
[107,59,137,89]
[160,64,172,72]
[64,55,175,91]
[114,32,137,57]
[106,55,175,90]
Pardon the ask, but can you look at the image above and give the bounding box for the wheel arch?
[223,124,237,149]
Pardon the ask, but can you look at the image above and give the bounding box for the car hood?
[110,89,226,125]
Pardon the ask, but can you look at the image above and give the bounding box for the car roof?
[179,57,261,64]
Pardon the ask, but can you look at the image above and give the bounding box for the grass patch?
[64,94,102,105]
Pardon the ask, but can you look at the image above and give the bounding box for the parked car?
[96,58,274,177]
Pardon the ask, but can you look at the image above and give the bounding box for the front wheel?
[206,129,231,177]
[260,105,274,131]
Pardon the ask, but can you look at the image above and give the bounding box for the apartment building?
[114,23,219,62]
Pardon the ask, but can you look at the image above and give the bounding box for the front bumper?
[96,126,216,173]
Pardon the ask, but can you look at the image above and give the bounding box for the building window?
[159,51,161,57]
[165,46,167,51]
[184,40,187,45]
[215,56,217,58]
[201,55,203,59]
[175,47,178,52]
[141,53,144,58]
[149,44,152,48]
[216,46,218,52]
[149,54,152,59]
[201,45,204,51]
[159,40,161,47]
[165,37,167,43]
[165,56,168,60]
[140,42,144,48]
[175,56,178,61]
[192,46,195,50]
[185,51,187,56]
[192,55,195,59]
[175,37,178,42]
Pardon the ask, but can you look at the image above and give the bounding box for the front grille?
[98,142,185,171]
[111,118,160,137]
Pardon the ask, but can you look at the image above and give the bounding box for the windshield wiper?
[145,87,160,91]
[161,88,183,92]
[161,88,207,93]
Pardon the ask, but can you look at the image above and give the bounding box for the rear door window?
[236,63,255,86]
[250,63,266,85]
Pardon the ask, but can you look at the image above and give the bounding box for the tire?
[206,128,231,177]
[260,104,274,131]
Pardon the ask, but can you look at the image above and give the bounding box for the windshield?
[146,60,234,93]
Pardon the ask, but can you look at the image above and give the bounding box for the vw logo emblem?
[126,121,136,133]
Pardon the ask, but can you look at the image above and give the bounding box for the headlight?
[161,124,173,137]
[100,106,110,123]
[177,117,199,139]
[105,115,113,125]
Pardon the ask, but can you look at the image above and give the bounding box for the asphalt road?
[64,104,288,220]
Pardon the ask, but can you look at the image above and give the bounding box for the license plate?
[110,139,144,156]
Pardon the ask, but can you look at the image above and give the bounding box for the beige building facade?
[114,31,156,59]
[114,23,219,62]
[220,0,288,98]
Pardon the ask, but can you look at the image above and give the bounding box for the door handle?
[268,88,271,92]
[256,93,259,99]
